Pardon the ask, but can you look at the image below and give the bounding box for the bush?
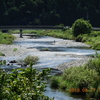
[13,48,18,51]
[24,55,39,64]
[0,53,5,56]
[0,32,15,44]
[0,63,53,100]
[50,53,100,99]
[85,53,100,75]
[51,66,98,94]
[72,18,92,37]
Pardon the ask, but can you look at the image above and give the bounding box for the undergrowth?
[0,63,53,100]
[0,32,15,44]
[50,53,100,99]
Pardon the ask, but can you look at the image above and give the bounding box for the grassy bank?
[75,31,100,50]
[50,54,100,100]
[0,31,15,44]
[36,29,100,50]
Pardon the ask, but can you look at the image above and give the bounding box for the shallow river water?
[0,36,99,100]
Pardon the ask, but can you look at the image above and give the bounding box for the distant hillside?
[0,0,100,26]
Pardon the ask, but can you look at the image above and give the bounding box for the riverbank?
[56,57,92,71]
[0,34,91,57]
[0,34,93,72]
[0,34,39,57]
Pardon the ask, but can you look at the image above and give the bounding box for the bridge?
[0,25,64,38]
[0,26,100,38]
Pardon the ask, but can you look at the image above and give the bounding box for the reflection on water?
[44,85,84,100]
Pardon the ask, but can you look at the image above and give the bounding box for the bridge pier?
[20,29,23,38]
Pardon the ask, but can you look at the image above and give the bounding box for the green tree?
[72,18,92,37]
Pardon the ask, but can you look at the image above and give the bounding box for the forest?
[0,0,100,26]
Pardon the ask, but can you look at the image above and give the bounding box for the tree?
[72,18,92,37]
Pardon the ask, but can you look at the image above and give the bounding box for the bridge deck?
[0,26,64,30]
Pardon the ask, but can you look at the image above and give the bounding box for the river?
[0,36,98,100]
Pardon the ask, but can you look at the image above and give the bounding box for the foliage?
[40,48,50,51]
[24,55,39,64]
[50,53,100,99]
[51,66,98,93]
[1,0,100,26]
[85,53,100,75]
[0,60,6,65]
[37,29,74,40]
[0,53,5,56]
[0,32,15,44]
[75,31,100,50]
[13,48,18,51]
[0,63,53,100]
[72,18,92,37]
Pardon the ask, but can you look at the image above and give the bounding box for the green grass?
[75,31,100,50]
[9,30,44,35]
[36,29,74,40]
[50,54,100,99]
[0,53,5,56]
[0,32,15,44]
[13,48,18,51]
[40,48,50,51]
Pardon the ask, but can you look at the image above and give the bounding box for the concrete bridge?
[0,25,64,38]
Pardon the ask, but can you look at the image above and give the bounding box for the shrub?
[0,53,5,56]
[13,48,18,51]
[50,76,59,89]
[72,18,92,37]
[85,53,100,75]
[24,55,39,64]
[0,63,53,100]
[50,66,99,96]
[0,32,15,44]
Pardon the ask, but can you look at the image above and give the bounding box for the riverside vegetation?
[0,31,15,44]
[0,63,53,100]
[50,53,100,100]
[42,19,100,99]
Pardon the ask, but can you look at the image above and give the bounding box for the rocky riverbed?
[0,34,39,57]
[56,57,92,71]
[0,34,93,72]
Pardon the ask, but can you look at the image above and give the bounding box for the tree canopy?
[72,18,92,37]
[0,0,100,26]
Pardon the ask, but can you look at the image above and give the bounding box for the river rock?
[9,60,17,63]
